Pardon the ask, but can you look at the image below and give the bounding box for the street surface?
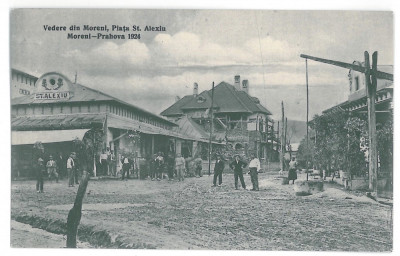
[11,172,393,251]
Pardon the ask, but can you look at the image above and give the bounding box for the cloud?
[151,31,298,68]
[244,36,299,62]
[62,40,150,74]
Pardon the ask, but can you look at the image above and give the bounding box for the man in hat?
[46,155,58,183]
[229,155,247,190]
[35,158,46,193]
[248,153,261,191]
[67,152,76,187]
[212,155,225,187]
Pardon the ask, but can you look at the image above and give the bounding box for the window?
[197,96,206,103]
[355,76,360,91]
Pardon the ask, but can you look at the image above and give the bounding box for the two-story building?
[161,75,277,161]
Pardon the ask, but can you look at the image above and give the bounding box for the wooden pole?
[266,117,269,161]
[306,58,309,181]
[208,82,215,176]
[366,51,378,195]
[284,117,288,153]
[300,54,393,81]
[276,121,280,152]
[280,101,285,172]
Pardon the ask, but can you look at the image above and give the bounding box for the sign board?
[34,72,73,100]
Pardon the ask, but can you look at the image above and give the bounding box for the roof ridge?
[73,83,174,124]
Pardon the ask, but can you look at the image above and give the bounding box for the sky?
[10,9,394,121]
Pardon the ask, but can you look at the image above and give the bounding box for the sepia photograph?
[8,7,394,252]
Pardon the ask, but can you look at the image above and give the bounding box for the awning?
[12,129,90,145]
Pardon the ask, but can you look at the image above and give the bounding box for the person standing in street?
[212,155,225,187]
[121,155,130,181]
[175,153,185,181]
[229,155,247,190]
[56,152,66,179]
[67,152,75,187]
[248,153,261,191]
[110,150,116,176]
[35,158,46,193]
[99,150,108,176]
[166,153,175,180]
[155,152,164,181]
[150,154,157,180]
[46,155,58,183]
[288,157,298,184]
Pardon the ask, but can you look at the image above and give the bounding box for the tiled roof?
[161,81,272,116]
[160,95,194,116]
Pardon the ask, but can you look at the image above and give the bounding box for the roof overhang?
[12,129,89,145]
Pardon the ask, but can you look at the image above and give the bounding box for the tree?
[297,111,369,178]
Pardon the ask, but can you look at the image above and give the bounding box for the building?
[11,69,209,177]
[323,63,393,116]
[315,63,393,195]
[10,69,39,98]
[161,75,277,161]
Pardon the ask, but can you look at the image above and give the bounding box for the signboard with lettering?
[34,72,73,100]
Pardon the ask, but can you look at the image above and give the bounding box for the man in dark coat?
[229,155,247,190]
[212,155,225,187]
[35,158,46,193]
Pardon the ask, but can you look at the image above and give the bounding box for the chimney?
[234,75,240,90]
[193,82,199,96]
[242,80,249,94]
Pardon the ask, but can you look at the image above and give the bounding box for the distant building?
[161,75,278,161]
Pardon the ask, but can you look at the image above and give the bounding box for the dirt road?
[11,172,393,251]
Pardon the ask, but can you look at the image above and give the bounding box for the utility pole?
[284,117,288,153]
[305,58,310,181]
[300,51,392,195]
[208,82,215,176]
[366,52,378,195]
[276,121,280,152]
[280,101,285,173]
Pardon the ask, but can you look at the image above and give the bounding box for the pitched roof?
[11,77,176,126]
[160,95,194,116]
[161,81,272,116]
[175,116,209,140]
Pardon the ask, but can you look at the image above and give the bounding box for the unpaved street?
[11,172,393,251]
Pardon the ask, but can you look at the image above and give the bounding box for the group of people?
[34,149,289,192]
[146,152,186,182]
[212,153,261,191]
[35,151,80,193]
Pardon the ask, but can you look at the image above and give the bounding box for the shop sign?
[35,92,71,99]
[34,72,73,100]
